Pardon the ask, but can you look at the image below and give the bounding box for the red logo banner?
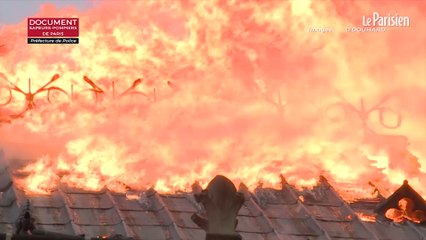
[27,18,79,37]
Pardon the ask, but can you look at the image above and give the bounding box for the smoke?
[0,0,425,197]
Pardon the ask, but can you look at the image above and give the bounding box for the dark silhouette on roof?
[192,175,244,240]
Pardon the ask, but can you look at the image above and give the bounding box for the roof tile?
[32,206,70,225]
[270,217,320,236]
[130,225,172,240]
[364,222,423,240]
[69,208,121,225]
[64,192,114,209]
[120,210,163,226]
[160,195,197,213]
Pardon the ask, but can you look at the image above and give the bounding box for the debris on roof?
[374,180,426,224]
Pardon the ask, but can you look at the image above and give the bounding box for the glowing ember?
[385,198,426,223]
[356,212,377,222]
[0,0,425,199]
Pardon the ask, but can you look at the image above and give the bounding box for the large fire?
[0,0,425,201]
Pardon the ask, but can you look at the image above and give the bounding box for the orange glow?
[356,212,377,222]
[0,0,425,199]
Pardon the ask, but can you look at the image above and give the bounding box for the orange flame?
[356,212,377,222]
[0,0,425,199]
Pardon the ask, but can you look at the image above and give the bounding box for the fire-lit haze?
[0,0,425,200]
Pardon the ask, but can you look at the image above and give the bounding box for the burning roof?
[0,0,425,239]
[0,0,425,200]
[1,157,425,240]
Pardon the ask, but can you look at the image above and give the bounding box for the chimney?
[191,175,244,240]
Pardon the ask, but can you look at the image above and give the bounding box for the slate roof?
[1,165,425,240]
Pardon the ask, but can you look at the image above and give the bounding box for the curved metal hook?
[82,76,105,103]
[325,95,403,134]
[0,85,12,106]
[83,76,104,94]
[377,107,402,129]
[46,87,70,103]
[118,79,152,102]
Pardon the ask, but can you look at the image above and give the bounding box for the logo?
[362,12,410,27]
[27,18,79,44]
[346,12,410,33]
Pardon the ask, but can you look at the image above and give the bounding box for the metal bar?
[104,190,135,239]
